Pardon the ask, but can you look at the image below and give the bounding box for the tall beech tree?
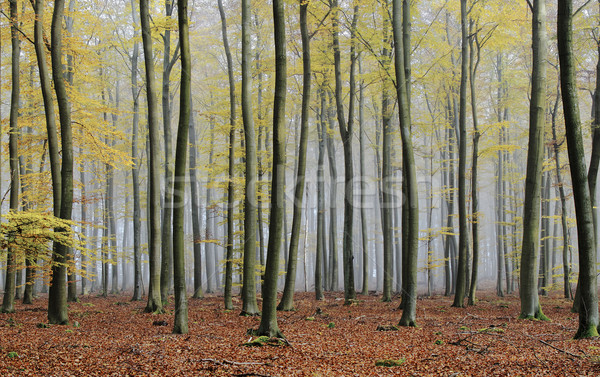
[393,0,418,327]
[130,0,142,302]
[217,0,236,311]
[331,0,358,303]
[257,0,286,338]
[2,0,20,314]
[47,0,74,325]
[278,0,311,311]
[557,0,599,339]
[452,0,469,308]
[172,0,191,334]
[519,0,548,321]
[141,0,164,314]
[240,0,259,316]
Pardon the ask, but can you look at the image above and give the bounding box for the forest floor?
[0,291,599,376]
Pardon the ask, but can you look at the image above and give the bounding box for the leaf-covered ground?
[0,291,599,376]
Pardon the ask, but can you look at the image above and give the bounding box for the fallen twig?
[538,339,581,359]
[199,358,270,367]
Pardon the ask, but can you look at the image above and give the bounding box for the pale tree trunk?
[240,0,259,315]
[519,0,548,321]
[550,90,572,299]
[557,0,599,338]
[468,22,481,306]
[257,0,286,338]
[325,93,338,291]
[172,0,190,334]
[380,3,394,302]
[393,0,418,326]
[189,105,204,300]
[160,0,178,305]
[141,0,164,314]
[2,0,20,314]
[130,0,142,302]
[205,120,216,293]
[315,88,326,301]
[48,0,74,325]
[108,88,119,295]
[278,0,311,311]
[218,0,236,310]
[358,58,369,296]
[452,0,469,308]
[331,0,358,303]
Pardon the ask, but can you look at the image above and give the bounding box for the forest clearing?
[0,292,598,376]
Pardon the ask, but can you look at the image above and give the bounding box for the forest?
[0,0,600,374]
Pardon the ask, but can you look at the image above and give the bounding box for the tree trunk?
[240,0,260,316]
[189,105,204,300]
[325,93,338,291]
[316,88,326,301]
[218,0,236,311]
[331,0,358,303]
[160,0,176,305]
[130,0,142,302]
[48,0,74,325]
[452,0,469,308]
[257,0,286,338]
[468,23,481,306]
[141,0,164,314]
[2,0,20,314]
[358,58,369,296]
[393,0,418,326]
[557,0,599,338]
[172,0,190,334]
[278,0,311,311]
[519,0,548,321]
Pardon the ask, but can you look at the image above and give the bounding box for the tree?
[130,0,142,302]
[331,0,358,303]
[189,105,204,300]
[48,0,74,325]
[141,0,164,314]
[172,0,191,334]
[557,0,599,339]
[278,0,311,311]
[393,0,418,327]
[217,0,236,311]
[240,0,260,316]
[2,0,20,314]
[452,0,469,308]
[519,0,548,321]
[256,0,286,339]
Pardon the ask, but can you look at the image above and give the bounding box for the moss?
[6,352,18,359]
[242,336,285,347]
[434,339,444,345]
[305,317,315,321]
[327,322,335,329]
[375,359,405,367]
[574,324,600,339]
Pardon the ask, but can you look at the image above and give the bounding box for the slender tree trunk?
[2,0,20,313]
[172,0,190,334]
[141,0,164,314]
[278,0,311,311]
[331,0,358,303]
[160,0,177,305]
[48,0,74,325]
[240,0,260,315]
[557,0,599,338]
[316,88,326,301]
[218,0,236,310]
[519,0,548,321]
[380,6,393,302]
[358,59,369,296]
[257,0,286,338]
[325,93,338,291]
[393,0,418,326]
[452,0,469,308]
[188,103,204,299]
[130,0,142,302]
[468,23,481,306]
